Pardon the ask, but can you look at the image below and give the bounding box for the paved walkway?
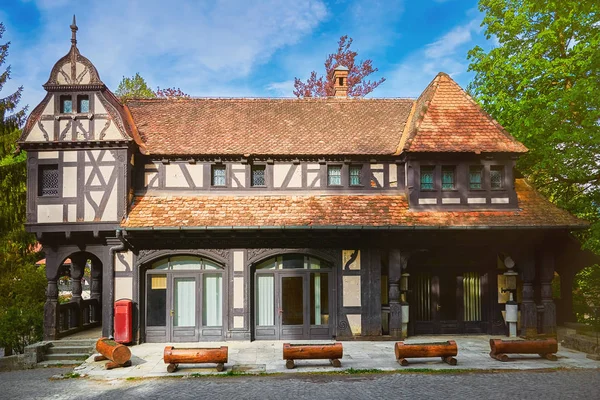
[74,335,600,380]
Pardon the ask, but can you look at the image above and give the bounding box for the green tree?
[114,72,156,101]
[0,22,45,355]
[467,0,600,326]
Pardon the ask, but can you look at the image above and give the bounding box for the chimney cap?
[334,65,349,71]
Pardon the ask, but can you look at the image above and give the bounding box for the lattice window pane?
[212,165,226,186]
[490,166,503,189]
[469,167,483,189]
[251,166,265,187]
[349,165,362,186]
[62,99,72,113]
[39,165,59,196]
[420,166,434,190]
[328,165,342,186]
[78,96,90,113]
[442,167,455,190]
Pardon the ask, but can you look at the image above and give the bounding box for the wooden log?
[397,358,409,367]
[95,337,131,366]
[442,356,458,365]
[106,360,132,370]
[282,343,343,361]
[285,359,295,369]
[489,338,558,360]
[163,346,228,366]
[330,359,342,368]
[167,363,178,373]
[394,340,458,360]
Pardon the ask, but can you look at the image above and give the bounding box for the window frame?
[441,165,456,191]
[59,95,73,114]
[349,164,363,187]
[327,164,343,187]
[211,164,227,187]
[250,164,267,188]
[37,163,60,197]
[77,94,90,114]
[490,165,505,190]
[468,165,484,191]
[419,165,436,191]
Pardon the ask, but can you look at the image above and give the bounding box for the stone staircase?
[37,339,96,367]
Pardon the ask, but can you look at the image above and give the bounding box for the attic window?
[211,165,226,187]
[349,165,362,186]
[251,165,266,187]
[60,95,72,113]
[469,166,483,190]
[78,95,90,113]
[38,165,59,196]
[441,166,455,190]
[490,166,504,190]
[420,166,435,190]
[327,165,342,186]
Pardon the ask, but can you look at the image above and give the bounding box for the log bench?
[489,338,558,362]
[394,340,458,366]
[283,343,343,369]
[163,346,228,373]
[94,337,132,370]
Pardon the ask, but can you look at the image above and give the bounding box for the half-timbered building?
[19,21,590,343]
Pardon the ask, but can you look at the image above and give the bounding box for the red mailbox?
[114,299,133,344]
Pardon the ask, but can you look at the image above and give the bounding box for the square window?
[441,166,455,190]
[469,166,483,189]
[60,96,72,113]
[420,166,435,190]
[77,95,90,113]
[327,165,342,186]
[211,165,226,186]
[251,165,266,187]
[490,166,504,189]
[349,165,362,186]
[38,165,59,196]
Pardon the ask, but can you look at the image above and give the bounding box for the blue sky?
[1,0,492,113]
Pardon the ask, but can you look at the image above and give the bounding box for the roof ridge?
[124,97,416,103]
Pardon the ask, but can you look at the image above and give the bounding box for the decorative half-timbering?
[21,19,592,344]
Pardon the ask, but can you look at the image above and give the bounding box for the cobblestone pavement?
[1,367,599,400]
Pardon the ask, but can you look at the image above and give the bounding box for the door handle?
[278,309,283,315]
[436,305,441,311]
[170,309,174,317]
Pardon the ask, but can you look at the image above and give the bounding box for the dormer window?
[490,166,504,190]
[349,165,362,186]
[327,165,342,186]
[211,165,226,187]
[420,166,435,190]
[60,95,72,113]
[469,166,483,190]
[441,166,455,190]
[77,95,90,113]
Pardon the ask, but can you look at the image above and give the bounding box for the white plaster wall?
[342,250,360,270]
[343,276,361,307]
[38,151,59,159]
[63,151,78,162]
[75,120,90,141]
[62,166,78,198]
[468,198,487,204]
[57,64,70,84]
[25,121,52,142]
[389,164,398,188]
[59,119,70,140]
[145,171,158,188]
[273,164,291,188]
[94,119,122,140]
[42,95,55,114]
[371,164,384,187]
[37,204,63,223]
[115,277,133,300]
[233,316,244,329]
[75,62,90,84]
[94,94,107,113]
[491,197,510,204]
[233,277,244,309]
[187,164,203,187]
[67,204,77,222]
[307,164,321,187]
[232,165,246,188]
[101,184,119,222]
[346,314,362,335]
[84,191,104,221]
[165,164,189,188]
[233,251,244,272]
[115,251,133,272]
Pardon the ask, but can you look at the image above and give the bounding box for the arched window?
[255,254,331,270]
[150,255,224,271]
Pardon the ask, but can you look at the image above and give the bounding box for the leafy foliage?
[0,22,43,355]
[114,73,156,101]
[156,87,190,99]
[573,265,600,323]
[294,35,385,98]
[467,0,600,255]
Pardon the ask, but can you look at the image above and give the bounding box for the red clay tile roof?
[122,179,585,229]
[398,73,528,154]
[125,98,414,156]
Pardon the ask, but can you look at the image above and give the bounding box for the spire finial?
[70,15,78,46]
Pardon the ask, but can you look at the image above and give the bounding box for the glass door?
[171,276,199,342]
[279,274,306,339]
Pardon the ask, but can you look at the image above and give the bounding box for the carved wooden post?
[44,250,60,340]
[70,254,86,304]
[90,259,102,323]
[520,252,537,337]
[540,248,557,335]
[389,250,409,338]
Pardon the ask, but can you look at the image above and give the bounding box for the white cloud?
[11,0,328,110]
[265,80,296,97]
[424,19,481,59]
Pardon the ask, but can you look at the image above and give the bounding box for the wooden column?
[70,253,87,304]
[540,248,557,335]
[43,250,60,340]
[519,251,537,337]
[90,259,102,301]
[389,250,408,338]
[361,249,382,336]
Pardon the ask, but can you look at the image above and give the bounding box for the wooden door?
[279,273,307,339]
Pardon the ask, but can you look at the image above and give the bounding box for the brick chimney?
[332,66,349,97]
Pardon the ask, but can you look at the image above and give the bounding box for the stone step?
[37,360,84,368]
[51,339,97,347]
[47,346,94,355]
[44,353,91,361]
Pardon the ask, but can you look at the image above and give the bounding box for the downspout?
[108,229,126,339]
